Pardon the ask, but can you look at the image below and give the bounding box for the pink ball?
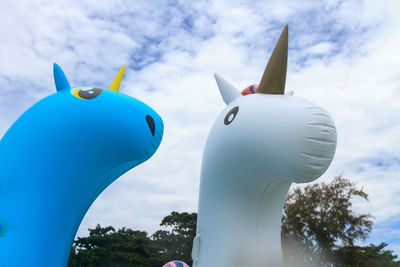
[162,260,190,267]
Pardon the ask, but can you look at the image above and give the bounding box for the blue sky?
[1,0,399,256]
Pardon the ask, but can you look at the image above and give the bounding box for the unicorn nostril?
[146,115,155,136]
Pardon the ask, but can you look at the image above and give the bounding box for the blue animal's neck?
[0,132,141,266]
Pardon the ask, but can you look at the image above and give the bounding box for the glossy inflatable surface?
[192,25,336,266]
[0,64,163,266]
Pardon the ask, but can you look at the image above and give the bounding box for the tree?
[281,175,375,266]
[68,224,161,267]
[152,211,197,265]
[334,242,400,267]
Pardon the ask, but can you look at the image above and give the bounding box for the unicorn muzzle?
[293,104,337,183]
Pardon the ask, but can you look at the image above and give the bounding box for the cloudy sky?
[1,0,399,256]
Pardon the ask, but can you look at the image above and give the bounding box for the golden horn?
[257,25,288,95]
[109,65,126,92]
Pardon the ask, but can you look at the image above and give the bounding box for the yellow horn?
[109,65,126,92]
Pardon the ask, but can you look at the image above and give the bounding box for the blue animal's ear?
[53,63,71,92]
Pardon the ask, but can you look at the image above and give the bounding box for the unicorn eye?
[224,106,239,125]
[73,87,103,100]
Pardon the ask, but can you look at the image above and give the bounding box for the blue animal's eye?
[224,106,239,125]
[72,87,103,100]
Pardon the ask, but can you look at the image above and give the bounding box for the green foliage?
[152,211,197,265]
[281,175,399,266]
[68,224,161,267]
[334,242,400,267]
[68,212,197,267]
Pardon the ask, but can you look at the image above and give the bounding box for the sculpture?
[192,25,337,266]
[0,64,163,266]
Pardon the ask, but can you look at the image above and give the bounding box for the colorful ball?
[241,84,259,95]
[162,260,190,267]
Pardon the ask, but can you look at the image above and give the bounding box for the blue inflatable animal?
[0,64,163,266]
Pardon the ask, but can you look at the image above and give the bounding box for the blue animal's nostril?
[146,115,155,136]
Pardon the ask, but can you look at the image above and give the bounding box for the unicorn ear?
[214,73,241,105]
[53,63,71,92]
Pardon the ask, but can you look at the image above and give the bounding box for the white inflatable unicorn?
[191,25,337,266]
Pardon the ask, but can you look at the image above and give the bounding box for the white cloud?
[304,41,335,55]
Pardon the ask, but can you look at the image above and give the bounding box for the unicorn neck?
[0,136,138,266]
[194,157,292,266]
